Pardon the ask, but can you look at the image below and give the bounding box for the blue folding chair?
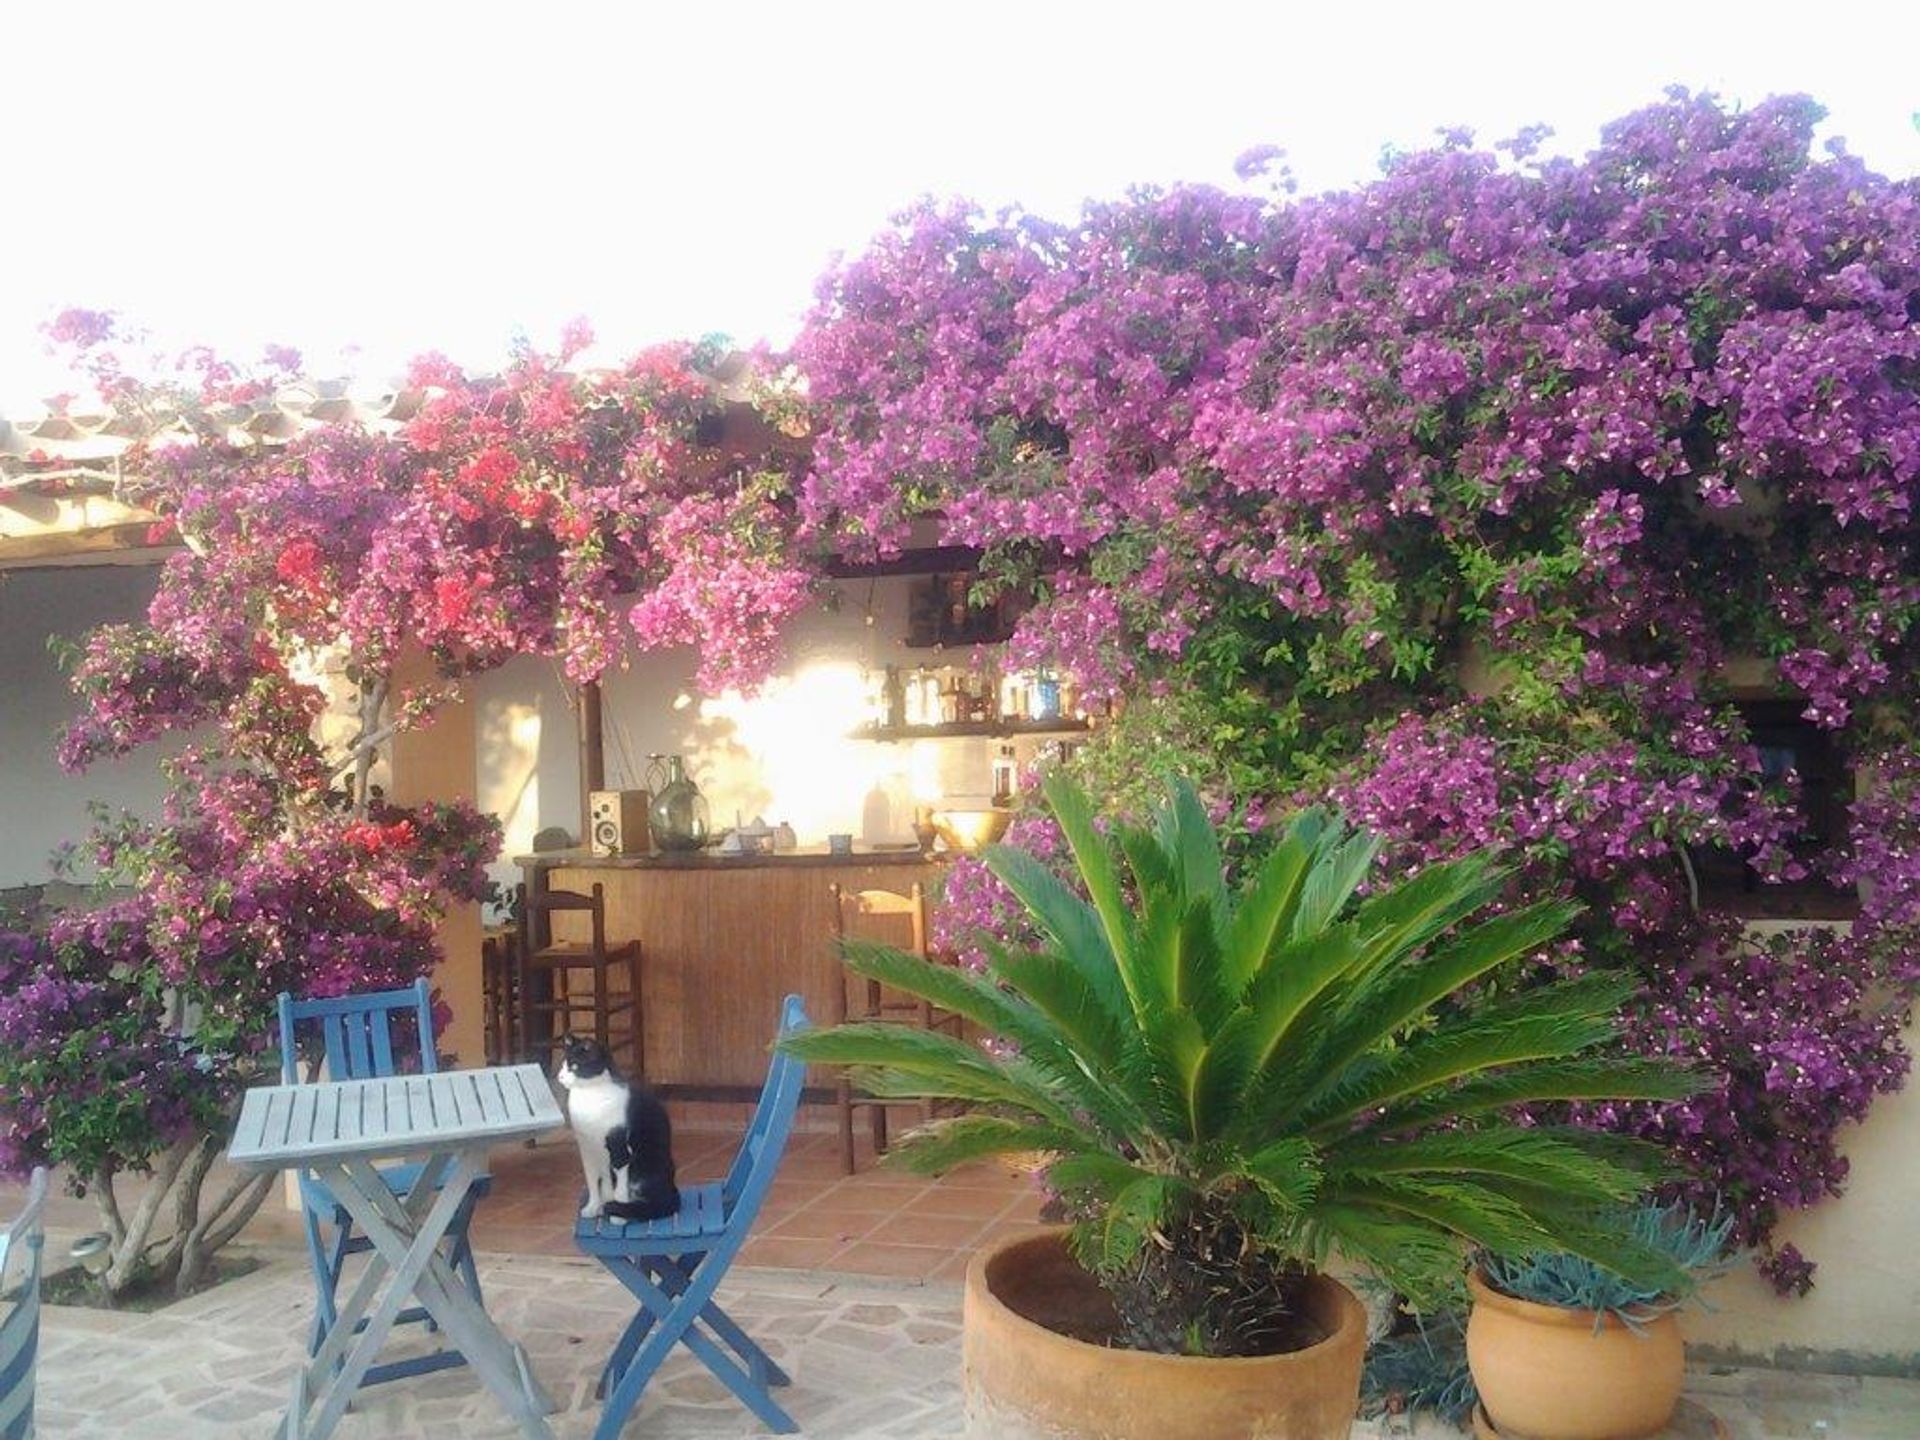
[0,1168,47,1440]
[277,979,491,1388]
[576,995,809,1438]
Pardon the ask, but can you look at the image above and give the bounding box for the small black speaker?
[588,790,651,856]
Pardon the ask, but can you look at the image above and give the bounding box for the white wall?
[1687,1027,1920,1371]
[0,564,174,886]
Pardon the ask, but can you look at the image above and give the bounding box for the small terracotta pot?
[1466,1269,1684,1440]
[963,1226,1366,1440]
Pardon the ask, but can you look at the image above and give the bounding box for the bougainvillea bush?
[806,91,1920,1291]
[1,321,811,1296]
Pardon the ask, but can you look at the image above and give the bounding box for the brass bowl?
[932,808,1013,852]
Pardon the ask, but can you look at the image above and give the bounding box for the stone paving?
[31,1250,1920,1438]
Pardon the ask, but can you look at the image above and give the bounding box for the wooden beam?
[578,680,605,836]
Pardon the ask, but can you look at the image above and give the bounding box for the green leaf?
[1305,898,1582,1084]
[1290,826,1381,941]
[1301,974,1638,1134]
[1219,812,1331,995]
[1039,771,1135,979]
[1368,1058,1701,1134]
[983,844,1129,1022]
[779,1023,1081,1129]
[881,1114,1088,1175]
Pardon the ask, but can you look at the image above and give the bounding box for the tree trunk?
[151,1132,219,1292]
[101,1134,195,1296]
[351,676,390,817]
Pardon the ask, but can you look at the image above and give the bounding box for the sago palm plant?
[781,775,1697,1356]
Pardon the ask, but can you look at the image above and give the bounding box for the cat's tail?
[603,1188,681,1223]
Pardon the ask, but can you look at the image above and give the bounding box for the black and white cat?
[555,1036,681,1222]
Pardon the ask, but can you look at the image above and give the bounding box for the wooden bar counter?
[515,847,944,1094]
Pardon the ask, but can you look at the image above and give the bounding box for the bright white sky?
[3,1,1915,402]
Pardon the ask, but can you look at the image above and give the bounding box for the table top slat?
[226,1064,563,1170]
[287,1087,320,1148]
[231,1090,270,1157]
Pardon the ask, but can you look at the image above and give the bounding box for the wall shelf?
[852,719,1092,742]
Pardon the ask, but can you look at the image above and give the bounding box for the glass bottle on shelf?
[1032,671,1061,721]
[648,755,711,852]
[882,664,905,729]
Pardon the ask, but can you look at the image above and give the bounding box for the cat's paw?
[580,1199,605,1219]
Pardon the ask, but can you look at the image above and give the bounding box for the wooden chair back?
[829,883,930,958]
[277,978,438,1084]
[519,881,611,957]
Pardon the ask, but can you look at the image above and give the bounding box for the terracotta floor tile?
[763,1207,882,1244]
[826,1241,951,1281]
[909,1186,1023,1220]
[863,1212,989,1249]
[736,1234,850,1270]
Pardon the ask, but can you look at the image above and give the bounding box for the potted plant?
[1467,1201,1735,1440]
[782,775,1696,1440]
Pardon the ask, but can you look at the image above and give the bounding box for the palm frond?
[880,1113,1090,1174]
[984,844,1130,1022]
[1219,813,1329,994]
[779,1023,1081,1129]
[1307,898,1584,1080]
[1299,973,1638,1133]
[1037,770,1136,988]
[1289,825,1380,942]
[1324,1126,1648,1204]
[1368,1058,1700,1135]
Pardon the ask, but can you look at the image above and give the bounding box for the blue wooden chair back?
[721,994,809,1216]
[0,1167,48,1440]
[278,979,438,1084]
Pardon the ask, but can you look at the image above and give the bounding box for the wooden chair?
[276,979,489,1389]
[515,881,645,1073]
[828,882,963,1174]
[576,996,809,1437]
[0,1168,47,1440]
[480,924,519,1066]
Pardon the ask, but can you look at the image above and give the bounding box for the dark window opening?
[1691,699,1858,920]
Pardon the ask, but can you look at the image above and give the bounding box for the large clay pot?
[963,1227,1366,1440]
[1466,1269,1684,1440]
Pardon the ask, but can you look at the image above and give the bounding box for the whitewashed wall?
[0,564,175,885]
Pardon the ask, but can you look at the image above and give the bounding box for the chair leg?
[592,1253,797,1439]
[838,1074,856,1175]
[652,1255,789,1387]
[629,946,645,1076]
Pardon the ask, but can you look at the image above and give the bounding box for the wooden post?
[579,680,605,838]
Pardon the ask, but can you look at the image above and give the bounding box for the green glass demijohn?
[648,755,710,852]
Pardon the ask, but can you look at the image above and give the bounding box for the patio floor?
[29,1250,1920,1438]
[12,1110,1920,1437]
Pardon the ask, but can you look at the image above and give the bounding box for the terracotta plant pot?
[963,1227,1366,1440]
[1466,1269,1685,1440]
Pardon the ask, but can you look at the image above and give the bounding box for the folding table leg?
[335,1154,557,1439]
[295,1157,476,1440]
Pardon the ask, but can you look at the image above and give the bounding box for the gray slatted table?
[228,1064,566,1440]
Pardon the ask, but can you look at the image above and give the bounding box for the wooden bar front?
[516,849,943,1092]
